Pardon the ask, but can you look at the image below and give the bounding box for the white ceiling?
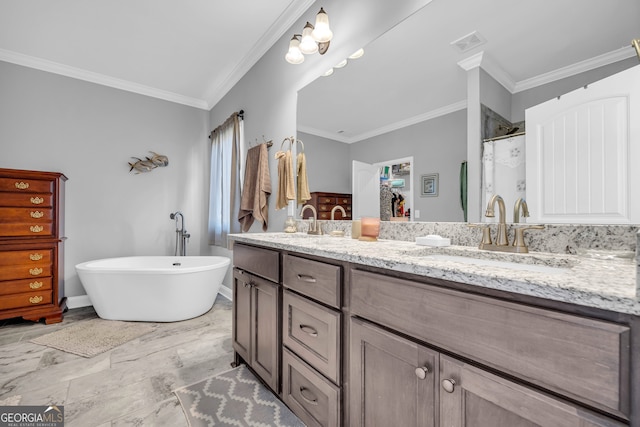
[297,0,640,143]
[0,0,314,109]
[0,0,638,129]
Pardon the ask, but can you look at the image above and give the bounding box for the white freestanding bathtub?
[75,256,230,322]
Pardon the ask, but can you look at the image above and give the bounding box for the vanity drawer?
[282,348,341,427]
[283,254,341,308]
[233,243,279,282]
[0,290,52,310]
[283,290,341,384]
[350,269,630,417]
[0,177,53,193]
[0,277,53,296]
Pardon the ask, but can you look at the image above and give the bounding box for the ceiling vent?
[450,31,486,53]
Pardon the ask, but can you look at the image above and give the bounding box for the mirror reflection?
[297,0,639,224]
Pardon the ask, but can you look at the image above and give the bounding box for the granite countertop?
[229,232,640,316]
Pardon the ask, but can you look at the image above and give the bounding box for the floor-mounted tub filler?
[76,256,230,322]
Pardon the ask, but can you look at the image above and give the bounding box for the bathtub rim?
[75,255,230,275]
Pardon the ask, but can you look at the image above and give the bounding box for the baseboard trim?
[66,295,92,309]
[218,285,232,301]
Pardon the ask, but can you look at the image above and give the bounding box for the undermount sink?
[402,246,578,274]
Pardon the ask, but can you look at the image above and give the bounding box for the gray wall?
[298,131,351,194]
[349,109,467,222]
[0,61,210,299]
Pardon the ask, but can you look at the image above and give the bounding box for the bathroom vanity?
[0,168,67,324]
[229,232,639,427]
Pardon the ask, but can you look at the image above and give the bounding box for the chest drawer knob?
[442,379,456,393]
[29,296,43,304]
[299,324,319,337]
[15,181,30,189]
[297,274,317,283]
[29,281,44,289]
[30,253,43,261]
[30,225,44,233]
[30,197,44,205]
[415,366,430,380]
[30,211,44,218]
[29,267,43,276]
[299,387,319,406]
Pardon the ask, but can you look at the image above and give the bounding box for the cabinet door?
[350,318,437,427]
[439,355,625,427]
[250,274,280,393]
[232,269,252,363]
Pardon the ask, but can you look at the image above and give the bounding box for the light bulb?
[311,8,333,43]
[299,22,318,55]
[334,59,348,69]
[323,68,334,77]
[349,48,365,59]
[285,35,304,64]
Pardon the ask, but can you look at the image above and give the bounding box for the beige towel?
[238,144,271,231]
[297,152,311,205]
[275,149,295,210]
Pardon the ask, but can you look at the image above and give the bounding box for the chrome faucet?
[485,194,508,246]
[170,211,190,256]
[300,205,322,235]
[513,197,529,223]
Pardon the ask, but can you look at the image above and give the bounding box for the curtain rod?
[208,110,244,139]
[483,131,525,143]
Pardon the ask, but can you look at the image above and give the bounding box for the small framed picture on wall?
[421,173,439,197]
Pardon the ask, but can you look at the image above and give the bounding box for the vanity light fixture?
[633,38,640,60]
[322,48,364,77]
[285,7,333,64]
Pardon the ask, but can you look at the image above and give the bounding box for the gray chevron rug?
[174,365,305,427]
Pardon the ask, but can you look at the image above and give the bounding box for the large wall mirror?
[296,0,639,224]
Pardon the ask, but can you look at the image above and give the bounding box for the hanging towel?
[296,151,311,205]
[238,144,272,231]
[275,149,295,210]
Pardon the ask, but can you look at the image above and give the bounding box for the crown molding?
[513,46,636,93]
[0,48,210,110]
[457,51,484,71]
[204,0,316,108]
[300,100,468,144]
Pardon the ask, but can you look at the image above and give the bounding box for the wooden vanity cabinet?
[0,168,67,324]
[232,244,281,392]
[349,268,631,427]
[281,253,343,427]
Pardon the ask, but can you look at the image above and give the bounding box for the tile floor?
[0,296,234,426]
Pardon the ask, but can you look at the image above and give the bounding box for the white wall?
[0,61,210,299]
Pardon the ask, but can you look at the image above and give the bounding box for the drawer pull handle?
[299,387,319,406]
[30,211,44,218]
[244,281,255,288]
[30,225,44,233]
[29,267,43,276]
[297,274,317,283]
[29,296,43,304]
[29,281,44,289]
[15,181,30,189]
[442,379,456,393]
[299,324,319,337]
[30,253,43,261]
[30,197,44,205]
[415,366,430,380]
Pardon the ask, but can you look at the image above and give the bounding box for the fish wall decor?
[128,151,169,174]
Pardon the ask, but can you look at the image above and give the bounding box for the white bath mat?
[30,318,156,358]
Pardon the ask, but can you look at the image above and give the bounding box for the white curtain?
[482,134,526,223]
[208,114,244,247]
